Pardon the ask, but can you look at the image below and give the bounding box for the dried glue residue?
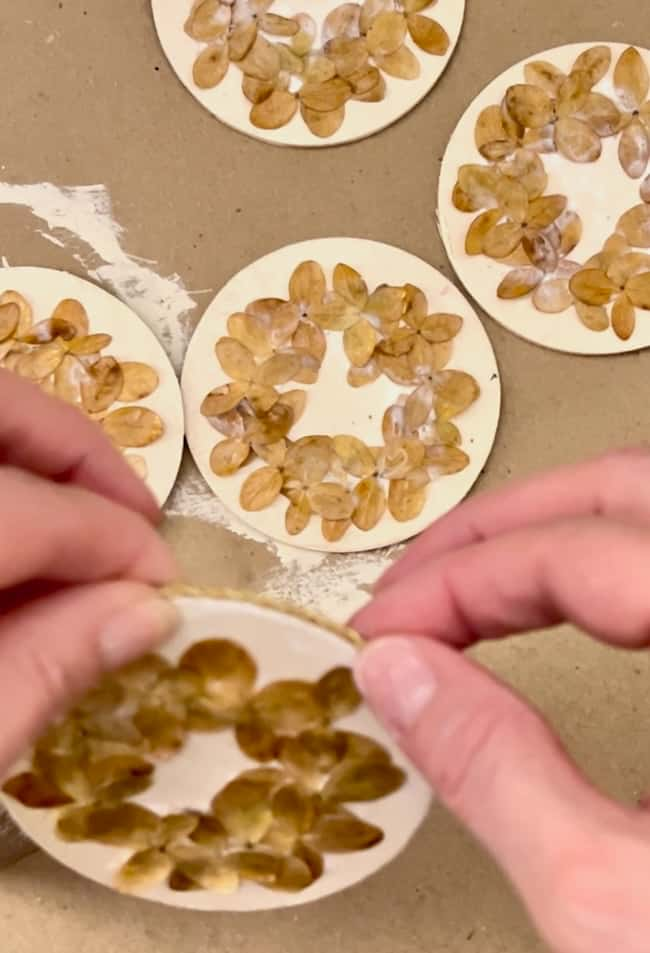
[0,182,199,371]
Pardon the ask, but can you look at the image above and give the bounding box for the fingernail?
[354,638,437,738]
[99,596,180,669]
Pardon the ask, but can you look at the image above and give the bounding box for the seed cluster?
[452,45,650,341]
[200,259,480,542]
[0,289,165,476]
[2,639,407,896]
[185,0,450,138]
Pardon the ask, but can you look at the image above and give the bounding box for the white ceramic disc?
[182,238,501,554]
[439,42,650,355]
[1,593,432,911]
[0,267,184,506]
[152,0,464,147]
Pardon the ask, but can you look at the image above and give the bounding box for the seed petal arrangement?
[184,0,451,138]
[200,260,480,543]
[2,640,407,897]
[0,289,164,472]
[451,45,650,342]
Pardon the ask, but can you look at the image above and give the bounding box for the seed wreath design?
[199,260,480,543]
[185,0,450,138]
[3,641,407,896]
[0,288,164,478]
[452,44,650,341]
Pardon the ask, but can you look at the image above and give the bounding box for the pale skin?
[4,369,650,951]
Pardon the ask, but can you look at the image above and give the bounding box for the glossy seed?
[314,667,362,719]
[235,717,279,762]
[118,362,159,402]
[211,776,274,844]
[51,298,89,337]
[180,638,257,707]
[57,803,161,848]
[2,772,72,809]
[81,357,123,413]
[305,809,384,852]
[612,294,636,339]
[102,407,164,448]
[323,759,406,802]
[116,849,173,892]
[406,14,449,55]
[497,266,544,299]
[251,680,326,733]
[352,476,386,531]
[387,477,427,521]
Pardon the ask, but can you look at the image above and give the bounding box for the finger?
[356,637,650,953]
[376,450,650,593]
[0,581,179,773]
[352,517,650,649]
[0,467,176,587]
[0,370,159,522]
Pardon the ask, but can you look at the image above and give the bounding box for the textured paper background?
[1,1,650,951]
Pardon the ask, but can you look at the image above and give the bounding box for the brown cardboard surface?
[1,1,650,950]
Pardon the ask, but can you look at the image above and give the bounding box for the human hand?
[351,450,650,953]
[0,371,178,776]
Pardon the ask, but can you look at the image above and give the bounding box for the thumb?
[354,637,650,953]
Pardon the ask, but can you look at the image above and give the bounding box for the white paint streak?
[0,182,197,370]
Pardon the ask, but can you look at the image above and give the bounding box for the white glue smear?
[0,182,198,371]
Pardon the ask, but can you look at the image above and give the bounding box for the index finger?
[0,370,160,522]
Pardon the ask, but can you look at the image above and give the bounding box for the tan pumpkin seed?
[387,477,427,521]
[323,759,406,802]
[201,382,248,417]
[51,298,89,337]
[482,221,524,259]
[291,13,317,56]
[611,293,636,339]
[58,803,161,848]
[16,339,66,380]
[321,517,351,541]
[352,477,386,531]
[185,0,230,40]
[252,680,326,733]
[0,302,18,341]
[498,148,548,198]
[251,89,298,129]
[240,465,283,510]
[307,482,355,520]
[227,849,280,884]
[312,667,361,720]
[374,43,420,79]
[189,814,229,849]
[522,122,557,154]
[102,407,164,448]
[180,638,257,708]
[81,356,123,413]
[228,20,258,61]
[325,36,368,78]
[619,117,650,179]
[301,103,346,137]
[0,290,32,336]
[253,438,287,467]
[194,42,230,88]
[617,204,650,246]
[522,231,558,274]
[332,435,376,478]
[278,730,346,787]
[554,117,602,162]
[626,271,650,309]
[211,777,274,845]
[576,92,621,137]
[573,45,612,86]
[434,370,480,419]
[497,264,543,299]
[524,60,565,96]
[525,194,566,230]
[210,437,250,476]
[289,260,326,307]
[474,104,511,159]
[426,444,470,475]
[258,12,299,36]
[2,771,72,809]
[310,293,359,330]
[402,382,432,430]
[235,717,279,762]
[322,1,361,42]
[240,35,281,80]
[227,311,272,357]
[457,164,500,209]
[464,209,502,255]
[532,278,573,313]
[285,494,312,535]
[348,358,380,387]
[569,268,616,306]
[406,13,449,54]
[306,809,384,853]
[556,70,591,118]
[299,77,351,112]
[575,301,609,331]
[342,317,378,366]
[366,11,406,56]
[116,849,173,892]
[116,362,158,402]
[366,284,406,322]
[505,84,554,129]
[242,75,275,103]
[304,54,338,84]
[607,251,650,287]
[614,47,650,111]
[215,336,256,381]
[333,262,368,309]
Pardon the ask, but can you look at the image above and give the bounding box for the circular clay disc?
[152,0,464,147]
[0,267,185,505]
[181,238,501,554]
[439,42,650,355]
[1,591,432,912]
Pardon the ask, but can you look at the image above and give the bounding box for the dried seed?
[285,494,312,535]
[382,437,425,478]
[240,35,281,80]
[314,667,362,719]
[51,298,89,337]
[228,20,258,61]
[117,362,159,402]
[81,357,123,413]
[375,43,420,79]
[291,13,317,56]
[333,263,368,309]
[194,42,230,88]
[57,803,161,848]
[406,14,449,55]
[242,75,276,103]
[495,176,529,223]
[16,339,66,380]
[116,849,173,892]
[402,383,432,431]
[279,730,347,787]
[524,60,565,96]
[465,210,502,255]
[614,47,650,112]
[180,638,257,707]
[258,12,299,36]
[0,290,32,336]
[434,370,480,419]
[625,272,650,309]
[573,45,612,86]
[525,194,566,230]
[505,84,554,129]
[332,435,376,478]
[474,105,511,160]
[366,284,407,322]
[251,680,326,733]
[227,850,280,884]
[342,318,378,367]
[617,204,650,247]
[273,855,314,892]
[522,123,557,154]
[0,302,18,341]
[299,77,351,112]
[185,0,230,40]
[284,436,331,485]
[168,869,201,892]
[321,518,351,541]
[619,117,650,179]
[641,175,650,203]
[102,407,164,447]
[325,36,368,78]
[387,477,427,521]
[271,783,316,835]
[532,278,573,313]
[575,301,609,331]
[226,312,269,358]
[323,759,406,802]
[307,482,355,520]
[576,92,622,137]
[348,358,380,387]
[556,70,591,118]
[366,11,406,56]
[305,809,384,852]
[2,772,72,809]
[522,231,558,273]
[483,222,524,259]
[349,66,386,102]
[457,164,500,209]
[190,814,229,849]
[554,117,602,162]
[289,261,326,308]
[426,444,470,474]
[133,707,185,758]
[555,210,583,256]
[236,717,279,762]
[251,89,298,129]
[201,382,248,417]
[304,54,338,84]
[322,2,361,42]
[569,269,616,306]
[212,777,274,845]
[497,266,544,299]
[498,149,548,198]
[607,252,650,287]
[256,351,301,386]
[611,293,636,339]
[301,103,346,137]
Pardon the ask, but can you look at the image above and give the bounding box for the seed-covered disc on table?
[151,0,464,146]
[439,43,650,355]
[0,267,184,504]
[1,591,432,911]
[182,239,501,553]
